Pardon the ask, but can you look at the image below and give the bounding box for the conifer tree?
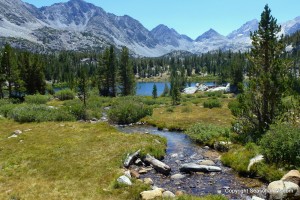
[19,52,46,95]
[108,45,117,97]
[152,84,157,99]
[170,58,181,105]
[119,47,136,96]
[0,50,4,98]
[236,5,289,140]
[78,65,89,108]
[1,44,21,98]
[98,48,110,96]
[161,83,170,97]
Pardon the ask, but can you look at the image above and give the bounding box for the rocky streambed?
[117,125,267,200]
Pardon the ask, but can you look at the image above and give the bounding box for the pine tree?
[236,5,290,140]
[161,83,170,97]
[0,50,4,98]
[119,47,136,96]
[1,44,21,98]
[78,65,89,108]
[170,58,181,105]
[152,84,157,99]
[108,45,117,97]
[19,52,46,95]
[98,48,110,96]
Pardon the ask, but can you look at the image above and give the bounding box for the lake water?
[136,82,217,96]
[54,82,217,96]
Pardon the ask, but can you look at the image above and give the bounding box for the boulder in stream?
[281,170,300,186]
[143,154,171,175]
[143,178,154,185]
[123,149,140,168]
[252,196,265,200]
[140,188,164,200]
[162,191,176,198]
[198,160,215,166]
[180,163,222,173]
[267,180,300,200]
[171,173,186,180]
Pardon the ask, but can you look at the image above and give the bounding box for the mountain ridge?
[0,0,300,57]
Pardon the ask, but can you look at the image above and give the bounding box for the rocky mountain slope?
[0,0,299,57]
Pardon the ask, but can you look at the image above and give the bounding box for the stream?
[117,125,267,200]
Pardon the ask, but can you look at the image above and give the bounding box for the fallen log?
[124,149,141,168]
[143,154,171,175]
[180,163,222,173]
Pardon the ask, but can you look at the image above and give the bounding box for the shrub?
[203,98,222,109]
[221,143,284,182]
[25,94,51,104]
[108,98,153,124]
[260,124,300,167]
[191,98,202,105]
[55,89,75,101]
[0,99,18,117]
[205,91,223,98]
[46,84,55,95]
[8,104,75,122]
[185,123,224,144]
[228,99,242,116]
[63,99,87,120]
[0,104,18,117]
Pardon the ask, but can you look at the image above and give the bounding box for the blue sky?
[23,0,300,39]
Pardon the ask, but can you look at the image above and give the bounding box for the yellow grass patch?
[0,118,166,200]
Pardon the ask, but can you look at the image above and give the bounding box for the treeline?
[0,44,45,98]
[0,44,136,99]
[1,29,300,99]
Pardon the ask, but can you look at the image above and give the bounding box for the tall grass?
[54,89,75,100]
[25,94,51,104]
[7,104,75,122]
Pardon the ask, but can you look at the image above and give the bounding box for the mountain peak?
[227,19,258,39]
[195,28,223,42]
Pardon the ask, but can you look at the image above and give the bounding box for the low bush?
[191,98,202,105]
[55,89,75,100]
[25,94,51,104]
[260,124,300,167]
[221,143,284,181]
[203,98,222,109]
[185,123,225,144]
[0,99,18,117]
[108,97,153,124]
[46,84,55,95]
[63,99,87,120]
[221,143,260,175]
[205,91,223,98]
[228,99,242,116]
[0,104,18,117]
[8,104,75,122]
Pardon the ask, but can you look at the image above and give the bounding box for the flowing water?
[117,125,267,200]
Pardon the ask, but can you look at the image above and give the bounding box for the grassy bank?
[142,94,234,131]
[0,118,166,200]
